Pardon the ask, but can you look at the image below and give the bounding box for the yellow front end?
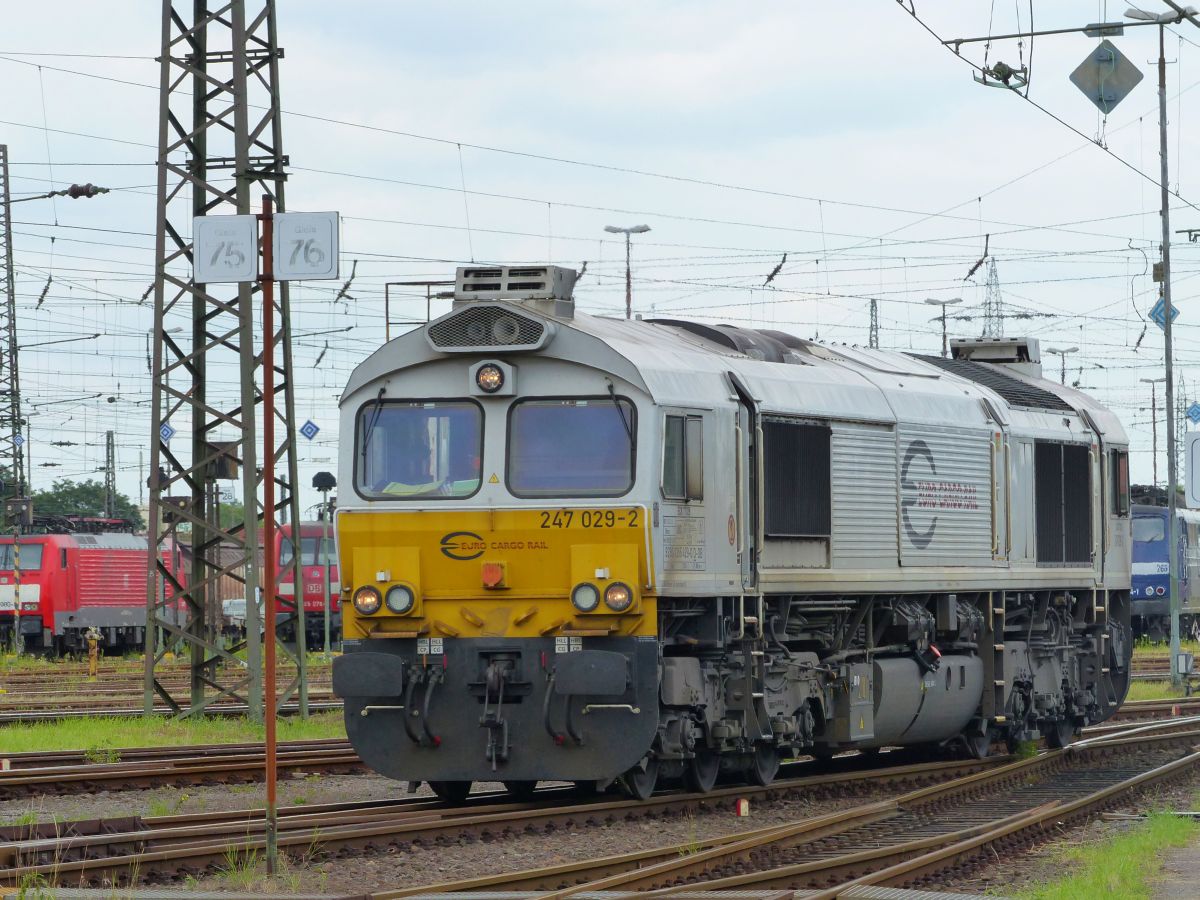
[338,507,656,639]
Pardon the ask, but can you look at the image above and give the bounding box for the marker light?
[571,583,600,612]
[604,582,633,612]
[476,364,505,393]
[385,584,414,614]
[353,585,382,615]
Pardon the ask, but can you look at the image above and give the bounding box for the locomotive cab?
[335,269,663,789]
[0,538,53,650]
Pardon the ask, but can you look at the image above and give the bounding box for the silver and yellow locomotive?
[332,265,1132,799]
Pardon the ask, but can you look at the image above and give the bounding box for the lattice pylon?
[982,258,1004,339]
[144,0,306,719]
[0,146,26,503]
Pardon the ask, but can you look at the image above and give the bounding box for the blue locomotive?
[1131,502,1200,641]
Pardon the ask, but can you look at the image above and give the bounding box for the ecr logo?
[901,440,938,549]
[440,531,486,561]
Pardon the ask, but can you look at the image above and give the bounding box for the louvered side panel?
[897,424,994,566]
[831,422,898,569]
[76,549,144,607]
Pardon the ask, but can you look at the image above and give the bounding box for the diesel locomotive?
[332,265,1132,800]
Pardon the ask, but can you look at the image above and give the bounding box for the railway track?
[0,739,361,798]
[0,699,342,724]
[370,725,1200,899]
[0,667,339,723]
[1132,655,1171,674]
[0,753,999,887]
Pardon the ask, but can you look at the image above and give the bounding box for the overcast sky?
[4,1,1200,512]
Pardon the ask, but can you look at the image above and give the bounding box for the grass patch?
[0,710,344,754]
[1013,810,1198,900]
[1133,639,1200,658]
[1125,680,1191,702]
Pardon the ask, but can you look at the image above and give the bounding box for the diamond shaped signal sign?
[12,434,23,448]
[1189,403,1200,425]
[159,422,176,443]
[1070,40,1143,113]
[1151,297,1180,332]
[299,420,320,441]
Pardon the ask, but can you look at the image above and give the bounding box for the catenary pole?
[1156,23,1183,684]
[260,194,279,873]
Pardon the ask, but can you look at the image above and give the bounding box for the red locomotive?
[274,521,340,647]
[0,518,169,654]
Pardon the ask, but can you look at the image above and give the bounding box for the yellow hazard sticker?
[488,473,499,484]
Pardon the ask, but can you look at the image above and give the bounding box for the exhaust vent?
[455,265,577,302]
[426,305,550,353]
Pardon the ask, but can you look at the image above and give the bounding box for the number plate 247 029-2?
[538,509,641,529]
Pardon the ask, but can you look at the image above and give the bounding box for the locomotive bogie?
[333,265,1134,793]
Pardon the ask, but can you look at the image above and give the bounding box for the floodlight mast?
[604,224,651,319]
[1044,346,1079,385]
[924,297,961,358]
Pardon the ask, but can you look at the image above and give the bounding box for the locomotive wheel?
[684,751,720,794]
[1045,719,1078,749]
[428,780,473,803]
[622,757,659,800]
[963,730,994,760]
[746,744,780,787]
[503,780,538,801]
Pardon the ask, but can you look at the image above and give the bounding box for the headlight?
[353,586,382,615]
[476,363,505,393]
[571,583,600,612]
[492,315,521,343]
[604,582,633,612]
[385,584,414,614]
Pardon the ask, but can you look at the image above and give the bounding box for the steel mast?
[145,0,306,718]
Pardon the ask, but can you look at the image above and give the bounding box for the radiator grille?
[427,306,545,350]
[912,354,1073,412]
[763,419,832,538]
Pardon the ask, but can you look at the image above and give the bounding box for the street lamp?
[311,471,336,658]
[1141,377,1167,487]
[604,224,651,320]
[924,297,961,358]
[1044,346,1079,385]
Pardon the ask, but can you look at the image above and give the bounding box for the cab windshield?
[508,397,635,497]
[280,535,335,566]
[1133,516,1166,543]
[357,400,482,499]
[0,543,43,570]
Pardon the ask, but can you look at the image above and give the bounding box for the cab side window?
[662,414,703,501]
[1110,450,1130,517]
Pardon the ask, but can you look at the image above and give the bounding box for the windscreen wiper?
[606,381,633,443]
[360,386,386,461]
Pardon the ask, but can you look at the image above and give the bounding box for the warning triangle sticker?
[488,473,499,484]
